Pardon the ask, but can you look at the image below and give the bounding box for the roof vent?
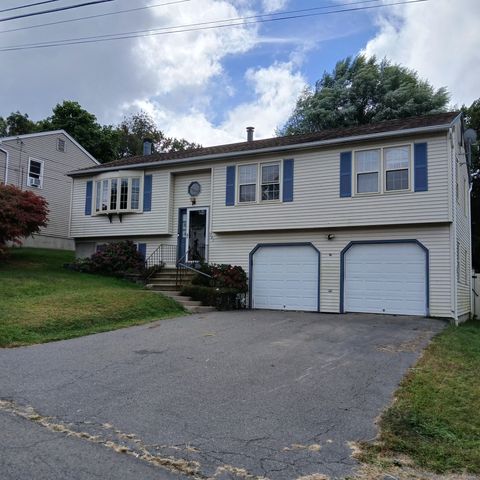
[143,138,153,156]
[246,126,254,142]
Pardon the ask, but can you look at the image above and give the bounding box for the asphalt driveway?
[0,311,445,480]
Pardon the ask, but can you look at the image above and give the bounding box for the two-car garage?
[250,241,428,316]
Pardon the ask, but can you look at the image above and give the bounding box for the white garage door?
[344,242,427,316]
[252,245,319,311]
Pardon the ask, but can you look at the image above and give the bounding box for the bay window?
[94,176,142,214]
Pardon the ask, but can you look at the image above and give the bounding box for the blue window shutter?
[414,143,428,192]
[226,166,236,206]
[85,180,93,215]
[143,175,152,212]
[283,159,294,202]
[138,243,147,259]
[340,151,352,197]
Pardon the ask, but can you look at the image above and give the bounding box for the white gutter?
[0,146,9,184]
[68,123,454,177]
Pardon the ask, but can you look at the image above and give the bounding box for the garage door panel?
[344,243,427,316]
[252,245,319,312]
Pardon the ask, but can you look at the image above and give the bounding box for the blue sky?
[0,0,478,145]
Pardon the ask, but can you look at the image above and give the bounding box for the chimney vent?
[143,138,153,156]
[246,126,254,142]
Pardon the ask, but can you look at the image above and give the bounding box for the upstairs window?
[385,146,410,191]
[238,164,257,202]
[57,138,66,152]
[355,149,380,193]
[261,163,280,201]
[27,158,44,188]
[94,176,142,213]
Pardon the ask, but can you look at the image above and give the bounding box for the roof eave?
[68,123,452,177]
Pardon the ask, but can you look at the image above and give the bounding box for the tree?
[5,111,37,136]
[280,55,449,135]
[0,117,7,137]
[462,98,480,270]
[0,185,49,258]
[117,111,200,157]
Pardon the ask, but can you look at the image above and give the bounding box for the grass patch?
[0,248,185,347]
[363,321,480,474]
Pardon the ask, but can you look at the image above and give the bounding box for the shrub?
[0,184,49,258]
[70,241,145,277]
[181,285,246,310]
[191,263,248,292]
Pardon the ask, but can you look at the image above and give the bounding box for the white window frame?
[353,144,413,196]
[237,163,258,204]
[92,171,144,215]
[354,148,381,195]
[236,161,282,204]
[260,162,281,202]
[27,157,44,189]
[56,138,66,153]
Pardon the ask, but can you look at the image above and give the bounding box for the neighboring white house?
[68,112,473,322]
[0,130,98,250]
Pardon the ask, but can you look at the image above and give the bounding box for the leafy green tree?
[117,111,200,157]
[280,55,449,135]
[5,111,37,136]
[0,117,7,137]
[462,98,480,270]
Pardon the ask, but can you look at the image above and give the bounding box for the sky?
[0,0,478,146]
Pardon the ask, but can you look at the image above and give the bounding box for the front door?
[185,208,208,263]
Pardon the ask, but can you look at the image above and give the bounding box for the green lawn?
[360,321,480,474]
[0,248,185,347]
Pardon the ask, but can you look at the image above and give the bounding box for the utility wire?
[0,0,191,34]
[0,0,63,14]
[0,0,427,52]
[0,0,116,23]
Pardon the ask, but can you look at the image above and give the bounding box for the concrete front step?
[146,284,182,291]
[152,290,216,314]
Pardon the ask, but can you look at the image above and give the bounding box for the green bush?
[181,285,246,310]
[68,241,145,277]
[191,263,248,292]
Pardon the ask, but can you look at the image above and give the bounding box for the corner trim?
[339,239,430,315]
[248,242,321,312]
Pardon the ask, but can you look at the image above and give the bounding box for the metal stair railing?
[176,249,212,288]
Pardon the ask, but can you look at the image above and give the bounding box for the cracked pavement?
[0,311,445,479]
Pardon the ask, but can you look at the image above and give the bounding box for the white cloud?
[363,0,480,106]
[127,61,306,145]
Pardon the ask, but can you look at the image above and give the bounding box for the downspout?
[450,129,459,324]
[0,146,9,184]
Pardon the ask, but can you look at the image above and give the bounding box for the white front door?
[344,242,427,316]
[251,245,319,311]
[185,208,209,262]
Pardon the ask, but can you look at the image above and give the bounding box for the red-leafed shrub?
[0,184,49,257]
[70,241,144,276]
[192,263,248,292]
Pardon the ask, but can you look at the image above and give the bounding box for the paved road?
[0,311,445,480]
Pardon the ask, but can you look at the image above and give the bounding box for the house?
[0,130,98,250]
[68,112,472,322]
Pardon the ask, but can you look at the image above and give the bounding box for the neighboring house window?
[384,146,410,191]
[27,158,44,188]
[57,138,66,152]
[94,176,142,213]
[261,163,280,201]
[355,149,380,194]
[238,164,257,202]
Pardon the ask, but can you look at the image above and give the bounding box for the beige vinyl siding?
[451,125,472,318]
[209,224,452,318]
[211,135,450,232]
[2,133,96,240]
[70,173,170,238]
[171,170,212,237]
